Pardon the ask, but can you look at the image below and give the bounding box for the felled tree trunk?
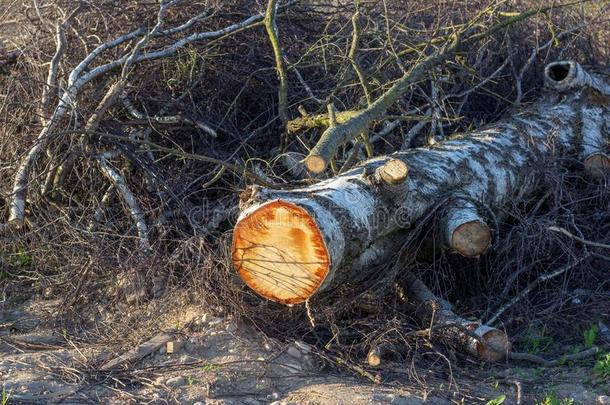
[232,61,609,306]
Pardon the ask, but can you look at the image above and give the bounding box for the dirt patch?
[1,298,608,404]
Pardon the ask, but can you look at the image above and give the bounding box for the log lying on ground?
[232,61,609,306]
[366,273,509,365]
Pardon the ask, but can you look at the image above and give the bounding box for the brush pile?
[0,0,608,370]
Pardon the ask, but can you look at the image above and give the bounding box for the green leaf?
[583,324,598,348]
[486,394,506,405]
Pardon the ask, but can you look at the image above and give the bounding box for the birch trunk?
[232,61,609,305]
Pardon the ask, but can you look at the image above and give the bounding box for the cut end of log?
[450,220,491,257]
[584,153,610,178]
[232,200,330,304]
[7,219,24,231]
[470,325,510,362]
[304,155,327,174]
[544,61,578,92]
[367,346,382,367]
[378,158,409,185]
[545,61,574,82]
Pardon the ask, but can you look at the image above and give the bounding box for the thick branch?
[41,4,83,120]
[97,154,151,251]
[304,33,462,173]
[402,273,509,362]
[287,110,360,133]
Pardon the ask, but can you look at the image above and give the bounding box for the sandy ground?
[1,297,609,405]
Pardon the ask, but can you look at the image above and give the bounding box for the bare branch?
[41,3,83,121]
[265,0,289,125]
[97,154,151,251]
[548,225,610,250]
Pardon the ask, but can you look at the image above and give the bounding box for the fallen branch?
[3,5,285,228]
[302,2,587,173]
[120,91,217,138]
[303,32,461,173]
[508,346,599,366]
[287,110,360,133]
[402,274,509,362]
[548,225,610,250]
[100,332,174,370]
[40,3,83,121]
[97,153,151,251]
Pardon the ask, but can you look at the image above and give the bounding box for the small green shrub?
[583,324,598,348]
[537,393,574,405]
[594,353,610,381]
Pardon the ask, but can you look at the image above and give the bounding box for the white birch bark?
[233,61,609,304]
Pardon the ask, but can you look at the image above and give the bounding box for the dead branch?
[2,4,290,229]
[303,2,584,174]
[401,274,509,362]
[265,0,289,126]
[97,153,151,252]
[509,346,599,366]
[548,225,610,250]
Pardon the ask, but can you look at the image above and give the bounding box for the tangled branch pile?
[0,0,608,371]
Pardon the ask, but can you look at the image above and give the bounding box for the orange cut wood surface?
[232,200,330,304]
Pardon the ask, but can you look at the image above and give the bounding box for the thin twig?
[485,255,590,325]
[348,1,372,105]
[548,225,610,250]
[64,130,278,187]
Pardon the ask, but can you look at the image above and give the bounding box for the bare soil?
[1,297,608,405]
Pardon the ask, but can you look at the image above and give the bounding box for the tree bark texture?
[232,61,609,305]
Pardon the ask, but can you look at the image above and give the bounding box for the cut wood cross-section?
[232,61,609,307]
[232,200,331,304]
